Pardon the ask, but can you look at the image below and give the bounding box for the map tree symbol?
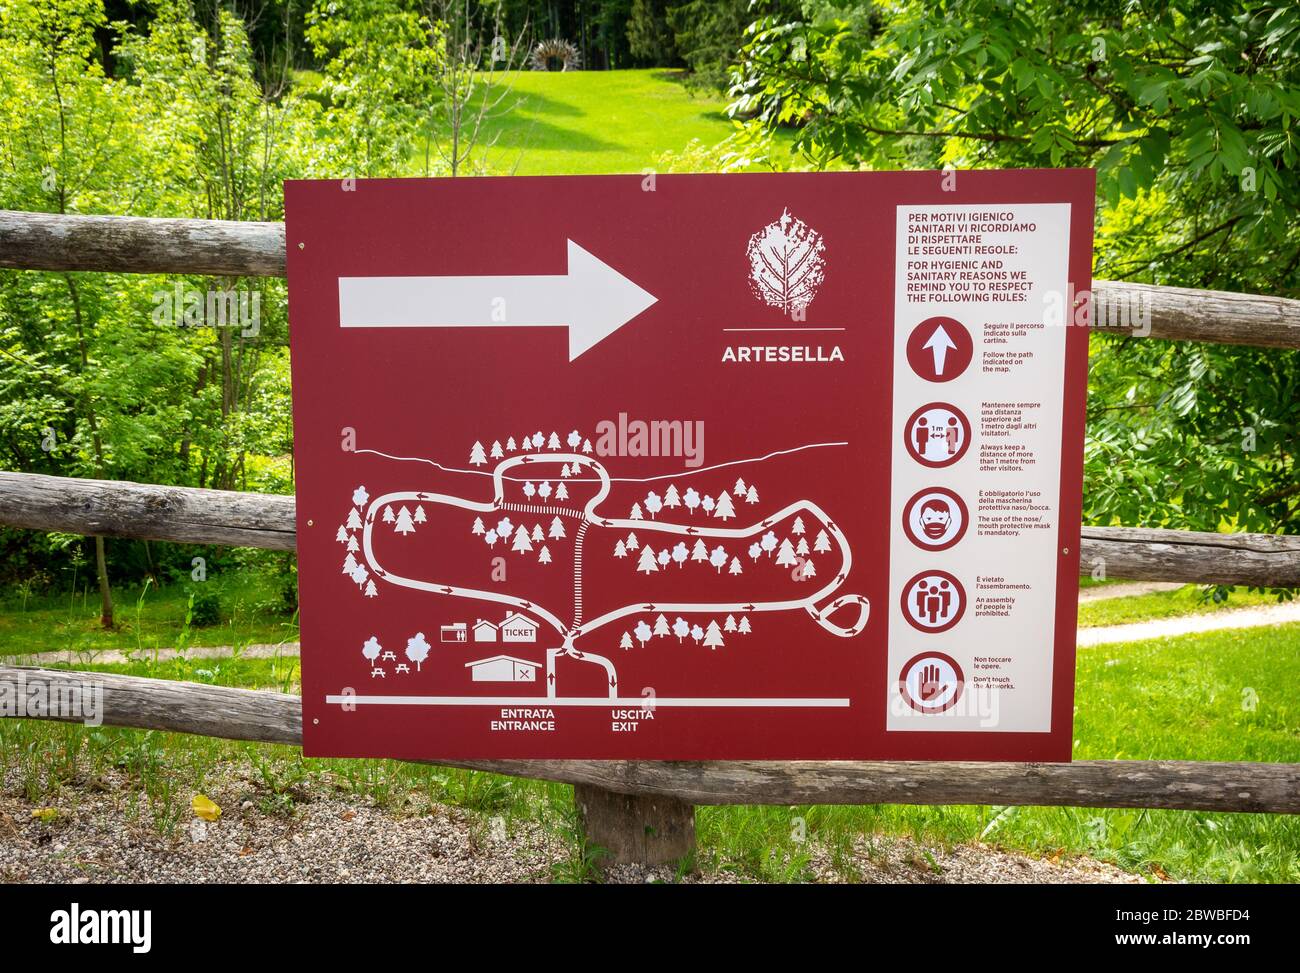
[709,546,728,572]
[634,620,652,646]
[637,547,659,574]
[654,614,670,638]
[714,492,736,520]
[672,617,690,642]
[644,491,663,519]
[362,636,382,665]
[761,531,778,557]
[394,506,415,534]
[776,538,798,567]
[620,632,633,650]
[703,620,725,650]
[512,525,533,553]
[671,542,688,568]
[684,488,701,515]
[405,632,431,671]
[470,441,488,466]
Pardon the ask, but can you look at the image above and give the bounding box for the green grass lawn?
[3,622,1296,882]
[1077,585,1284,628]
[462,69,787,176]
[0,571,1281,659]
[0,573,299,659]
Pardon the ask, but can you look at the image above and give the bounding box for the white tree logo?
[745,208,826,315]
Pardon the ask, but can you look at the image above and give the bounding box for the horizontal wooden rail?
[2,471,1297,586]
[2,210,1299,348]
[2,665,1295,813]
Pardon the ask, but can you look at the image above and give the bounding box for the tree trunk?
[94,534,113,628]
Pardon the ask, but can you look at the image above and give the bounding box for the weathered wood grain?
[2,471,1297,587]
[4,666,1296,813]
[0,470,296,551]
[0,210,285,277]
[1,210,1298,348]
[574,784,696,866]
[1079,525,1300,587]
[1096,280,1300,350]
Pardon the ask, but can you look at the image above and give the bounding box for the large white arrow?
[922,322,958,375]
[337,240,657,361]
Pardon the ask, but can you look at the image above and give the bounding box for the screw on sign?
[284,169,1092,762]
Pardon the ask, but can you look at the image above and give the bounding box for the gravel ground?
[0,765,1148,884]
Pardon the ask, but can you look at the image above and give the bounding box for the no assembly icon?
[900,569,966,634]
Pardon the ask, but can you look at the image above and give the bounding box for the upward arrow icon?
[337,240,658,361]
[922,323,958,376]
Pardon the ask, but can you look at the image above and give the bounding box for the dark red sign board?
[285,170,1094,761]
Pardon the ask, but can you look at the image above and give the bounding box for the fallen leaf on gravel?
[240,846,254,857]
[31,808,59,822]
[192,794,222,821]
[340,810,356,821]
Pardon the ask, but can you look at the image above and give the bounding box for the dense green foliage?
[1,0,1296,611]
[731,0,1300,538]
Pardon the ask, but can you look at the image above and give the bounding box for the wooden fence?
[2,208,1299,866]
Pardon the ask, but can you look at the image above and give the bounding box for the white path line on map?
[354,441,847,483]
[358,453,869,648]
[324,694,851,708]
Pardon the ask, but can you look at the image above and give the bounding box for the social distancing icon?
[904,402,971,467]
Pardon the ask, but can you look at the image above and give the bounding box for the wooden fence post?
[573,784,697,869]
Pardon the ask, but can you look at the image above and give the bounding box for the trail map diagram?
[331,441,870,709]
[285,172,1090,761]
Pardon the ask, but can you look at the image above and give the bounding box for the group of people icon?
[912,576,955,625]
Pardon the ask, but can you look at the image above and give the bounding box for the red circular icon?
[899,570,966,634]
[900,487,968,552]
[904,402,971,468]
[905,317,973,382]
[898,651,965,714]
